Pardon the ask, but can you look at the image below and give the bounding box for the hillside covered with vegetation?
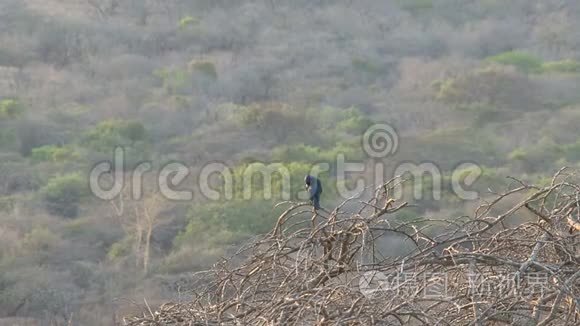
[1,0,580,324]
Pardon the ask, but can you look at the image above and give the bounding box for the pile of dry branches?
[124,169,579,325]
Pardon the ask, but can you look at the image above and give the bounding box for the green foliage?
[31,145,79,163]
[433,66,536,109]
[272,144,323,163]
[230,161,330,201]
[276,141,364,163]
[21,227,60,253]
[486,51,543,73]
[471,105,504,126]
[0,127,17,150]
[154,67,192,95]
[507,139,563,173]
[62,218,122,247]
[236,105,260,126]
[185,200,280,238]
[351,58,388,80]
[508,148,527,161]
[120,121,147,143]
[541,59,580,73]
[0,196,15,212]
[396,0,433,13]
[83,119,148,152]
[235,104,314,143]
[409,129,498,169]
[189,61,218,79]
[171,200,275,267]
[560,141,580,162]
[336,109,373,135]
[0,98,25,119]
[107,236,133,260]
[179,15,200,29]
[40,173,88,218]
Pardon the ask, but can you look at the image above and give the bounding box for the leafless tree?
[110,190,171,275]
[125,170,579,325]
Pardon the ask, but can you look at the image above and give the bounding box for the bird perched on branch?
[304,175,322,210]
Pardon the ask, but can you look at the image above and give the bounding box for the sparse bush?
[35,22,86,66]
[0,159,40,195]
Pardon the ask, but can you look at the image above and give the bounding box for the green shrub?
[189,61,218,79]
[235,104,314,143]
[189,200,280,236]
[486,51,543,73]
[507,139,563,173]
[107,236,133,261]
[120,121,147,143]
[153,68,191,95]
[21,227,60,253]
[542,59,580,73]
[351,58,387,79]
[40,173,88,218]
[31,145,79,163]
[0,128,17,150]
[336,110,373,135]
[83,119,148,152]
[433,66,537,109]
[179,15,200,29]
[561,141,580,162]
[62,218,122,248]
[0,98,25,119]
[172,201,260,258]
[271,144,323,163]
[396,0,433,13]
[0,196,15,212]
[508,148,527,161]
[271,142,363,179]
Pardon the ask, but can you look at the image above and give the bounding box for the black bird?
[304,175,322,210]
